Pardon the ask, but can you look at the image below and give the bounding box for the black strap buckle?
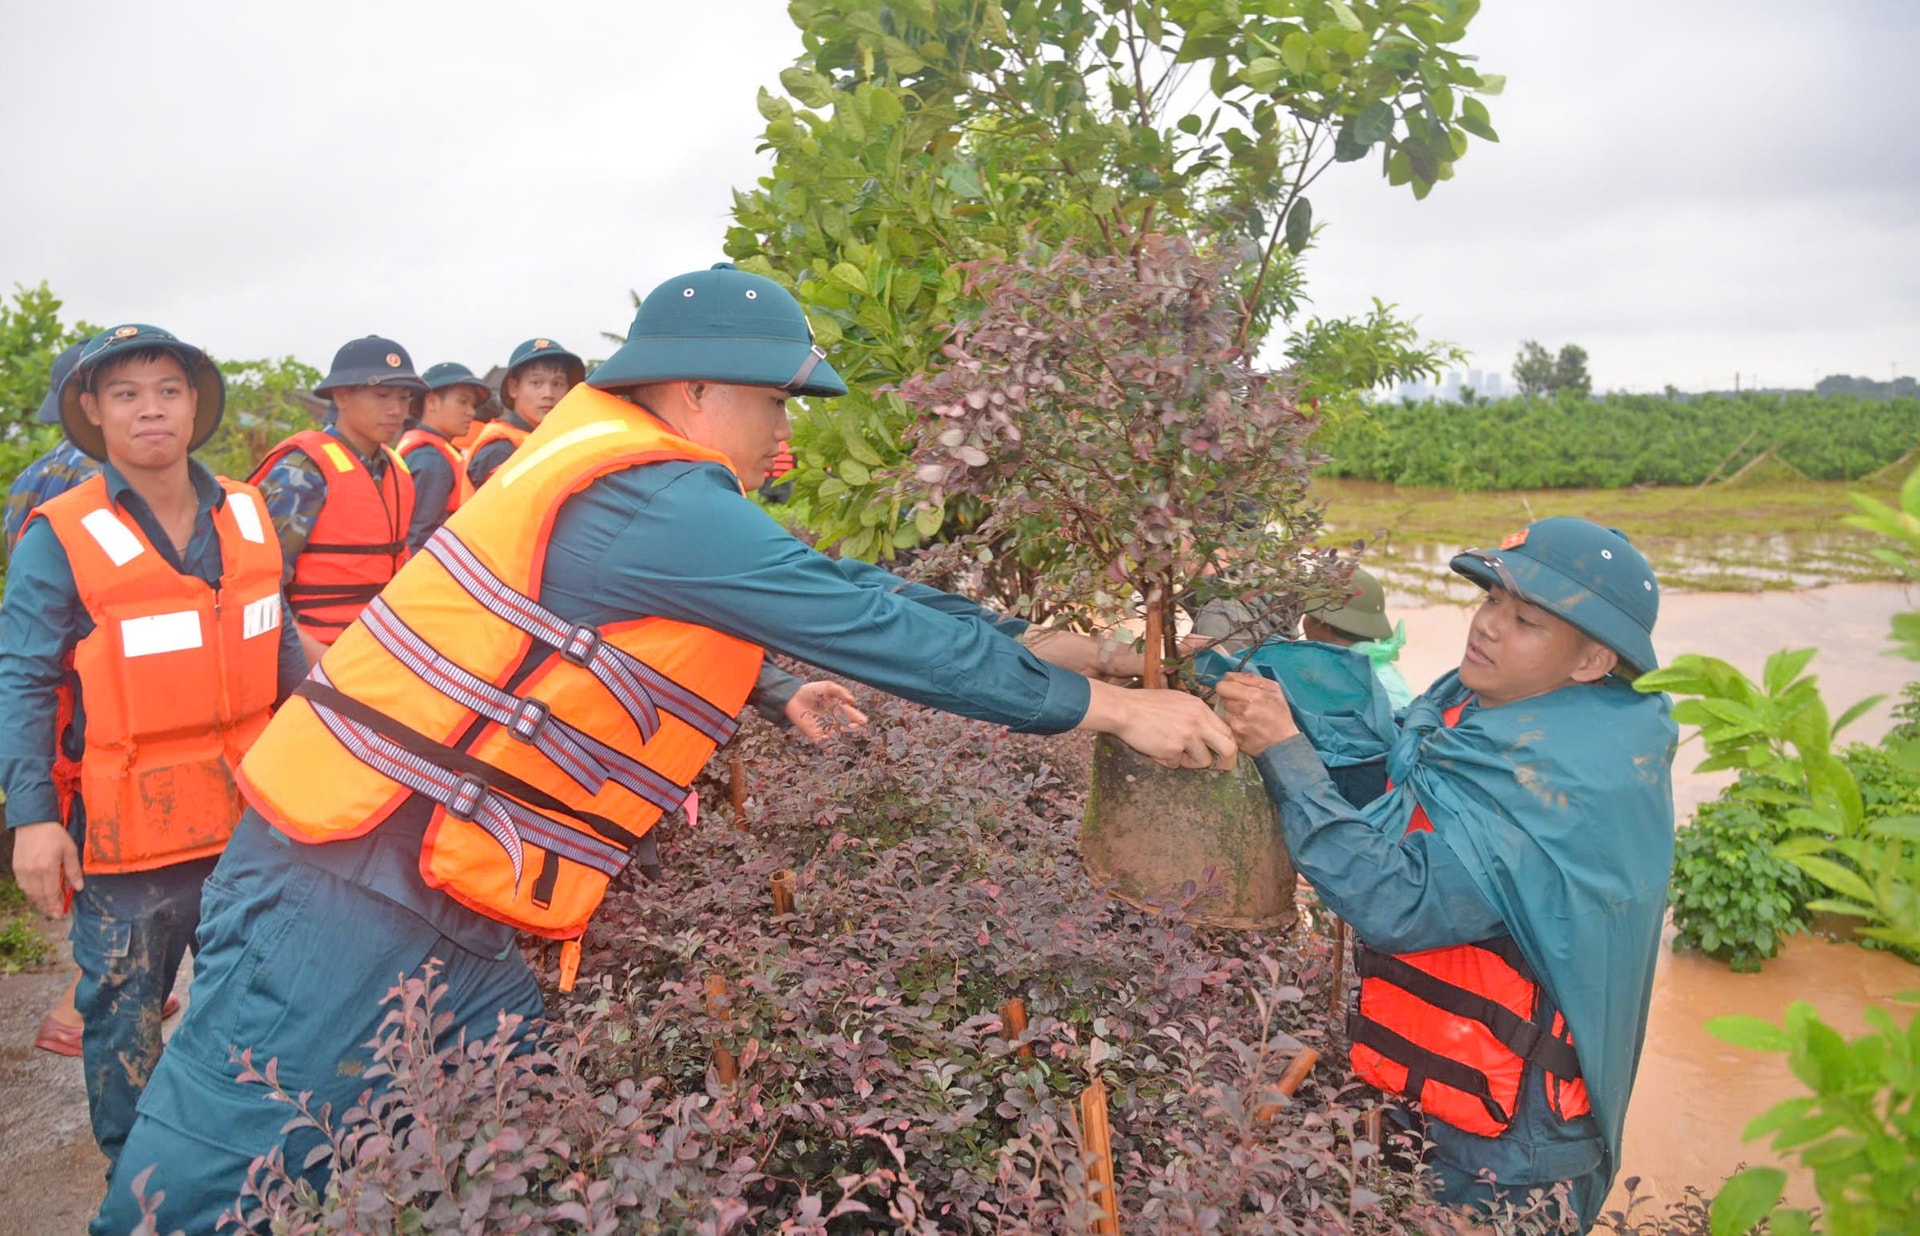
[508,696,552,743]
[446,774,487,821]
[560,625,601,667]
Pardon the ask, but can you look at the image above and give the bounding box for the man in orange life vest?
[1215,522,1677,1229]
[251,336,422,664]
[0,324,308,1169]
[465,336,584,489]
[94,263,1233,1233]
[398,361,490,552]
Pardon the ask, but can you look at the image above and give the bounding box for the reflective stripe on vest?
[397,428,475,518]
[30,473,285,874]
[237,385,765,939]
[249,429,414,644]
[1347,699,1592,1137]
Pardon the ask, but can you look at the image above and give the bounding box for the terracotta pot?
[1080,734,1296,931]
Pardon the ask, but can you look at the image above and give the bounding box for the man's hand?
[11,820,82,918]
[784,680,869,744]
[1214,672,1300,757]
[1082,679,1237,770]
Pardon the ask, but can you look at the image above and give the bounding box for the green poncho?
[1204,642,1678,1215]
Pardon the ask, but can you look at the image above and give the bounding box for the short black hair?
[83,346,190,393]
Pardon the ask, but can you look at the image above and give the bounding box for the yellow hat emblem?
[386,353,402,367]
[535,339,551,350]
[113,326,139,339]
[1500,529,1529,550]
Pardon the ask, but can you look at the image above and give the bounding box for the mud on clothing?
[0,460,307,1167]
[96,392,1084,1232]
[1242,644,1676,1230]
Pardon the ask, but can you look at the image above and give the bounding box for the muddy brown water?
[1396,581,1920,1212]
[3,583,1914,1228]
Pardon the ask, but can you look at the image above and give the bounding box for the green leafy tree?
[199,356,324,480]
[727,0,1502,559]
[1511,339,1554,397]
[1552,342,1591,398]
[0,282,99,501]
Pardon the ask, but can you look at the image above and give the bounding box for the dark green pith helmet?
[59,324,226,461]
[1451,517,1660,675]
[1309,565,1393,642]
[588,263,847,398]
[314,335,428,396]
[502,337,585,398]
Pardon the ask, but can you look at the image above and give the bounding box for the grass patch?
[1317,476,1905,600]
[0,876,54,973]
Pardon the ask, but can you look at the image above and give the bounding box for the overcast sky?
[2,1,1913,394]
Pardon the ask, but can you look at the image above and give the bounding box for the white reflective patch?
[242,593,281,639]
[499,421,625,488]
[121,610,203,659]
[80,508,145,567]
[227,491,267,544]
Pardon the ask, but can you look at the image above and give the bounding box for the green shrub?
[1669,793,1817,972]
[1319,393,1919,490]
[1706,995,1920,1236]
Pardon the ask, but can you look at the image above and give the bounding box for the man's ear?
[1569,639,1619,684]
[79,390,104,429]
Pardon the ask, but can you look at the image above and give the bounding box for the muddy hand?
[12,820,83,918]
[1084,680,1237,770]
[785,680,869,744]
[1214,672,1299,757]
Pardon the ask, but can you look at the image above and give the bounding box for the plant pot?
[1080,734,1296,931]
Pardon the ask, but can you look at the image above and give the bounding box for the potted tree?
[898,235,1353,928]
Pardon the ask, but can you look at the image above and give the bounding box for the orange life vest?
[1348,701,1593,1137]
[250,429,413,645]
[238,385,764,944]
[465,418,529,487]
[30,474,285,874]
[396,427,475,517]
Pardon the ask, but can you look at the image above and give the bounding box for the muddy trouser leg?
[1429,1156,1605,1231]
[69,857,216,1168]
[89,818,544,1236]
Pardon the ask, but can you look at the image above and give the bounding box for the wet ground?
[4,581,1915,1230]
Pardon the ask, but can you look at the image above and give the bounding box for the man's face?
[333,385,413,453]
[672,382,791,489]
[1459,585,1616,707]
[80,352,196,473]
[506,363,571,426]
[422,386,479,437]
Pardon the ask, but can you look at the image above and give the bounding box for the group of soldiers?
[2,260,1677,1235]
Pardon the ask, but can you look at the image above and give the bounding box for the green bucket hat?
[588,262,848,398]
[59,324,225,461]
[1309,565,1393,643]
[1451,517,1661,676]
[410,361,493,418]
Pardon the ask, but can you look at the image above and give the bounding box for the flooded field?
[1395,581,1919,1212]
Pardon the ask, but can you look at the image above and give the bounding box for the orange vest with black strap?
[397,427,475,516]
[1348,701,1594,1137]
[465,418,529,486]
[30,474,285,874]
[249,429,413,645]
[238,385,764,955]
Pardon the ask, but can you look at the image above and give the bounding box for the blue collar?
[100,457,223,516]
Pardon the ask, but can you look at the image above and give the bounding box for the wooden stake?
[1142,583,1165,690]
[1000,998,1032,1058]
[770,868,796,917]
[1079,1078,1121,1235]
[1329,916,1350,1022]
[1253,1047,1321,1122]
[705,972,738,1085]
[728,753,748,830]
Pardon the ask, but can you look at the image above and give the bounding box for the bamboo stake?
[728,753,748,830]
[1000,998,1032,1058]
[770,869,796,917]
[705,972,738,1085]
[1142,583,1165,690]
[1329,916,1350,1022]
[1079,1078,1121,1235]
[1253,1047,1321,1123]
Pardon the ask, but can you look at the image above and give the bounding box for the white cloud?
[2,0,1912,392]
